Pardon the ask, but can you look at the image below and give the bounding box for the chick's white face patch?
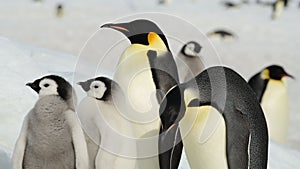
[38,78,59,97]
[87,80,107,99]
[184,43,197,56]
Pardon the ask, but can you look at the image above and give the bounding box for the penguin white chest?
[180,89,227,169]
[113,45,164,138]
[261,79,289,143]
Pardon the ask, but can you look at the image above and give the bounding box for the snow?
[0,0,300,168]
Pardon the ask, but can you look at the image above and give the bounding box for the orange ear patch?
[148,32,160,45]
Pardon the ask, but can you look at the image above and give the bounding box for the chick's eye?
[44,83,50,87]
[94,85,99,89]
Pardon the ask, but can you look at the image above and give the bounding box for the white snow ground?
[0,0,300,168]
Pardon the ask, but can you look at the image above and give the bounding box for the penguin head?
[26,75,73,101]
[101,19,170,51]
[78,76,118,101]
[181,41,202,57]
[261,65,294,80]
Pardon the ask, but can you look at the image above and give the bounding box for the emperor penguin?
[12,75,89,169]
[207,29,237,40]
[248,65,294,143]
[175,41,205,83]
[56,4,64,17]
[77,76,137,169]
[101,20,181,169]
[148,51,268,169]
[272,0,284,20]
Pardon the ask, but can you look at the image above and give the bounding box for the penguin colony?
[13,19,283,169]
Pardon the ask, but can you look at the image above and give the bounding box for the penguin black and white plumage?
[207,29,236,40]
[221,1,241,9]
[148,51,268,169]
[272,0,284,20]
[56,4,64,17]
[12,75,89,169]
[101,19,181,169]
[77,76,137,169]
[175,41,205,83]
[248,65,294,143]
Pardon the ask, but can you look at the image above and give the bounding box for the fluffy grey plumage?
[24,95,75,169]
[12,75,89,169]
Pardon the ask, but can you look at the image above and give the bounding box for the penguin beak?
[101,23,129,33]
[26,82,40,93]
[26,82,34,88]
[284,73,295,79]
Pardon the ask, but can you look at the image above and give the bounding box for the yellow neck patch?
[147,32,168,51]
[260,69,270,80]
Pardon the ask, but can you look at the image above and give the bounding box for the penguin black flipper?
[248,73,268,102]
[158,86,185,169]
[147,50,179,102]
[147,50,182,169]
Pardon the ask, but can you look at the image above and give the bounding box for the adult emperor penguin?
[77,76,137,169]
[272,0,284,20]
[148,51,268,169]
[12,75,89,169]
[175,41,205,83]
[101,19,181,169]
[248,65,294,143]
[207,29,237,40]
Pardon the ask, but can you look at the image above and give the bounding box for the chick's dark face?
[101,19,170,50]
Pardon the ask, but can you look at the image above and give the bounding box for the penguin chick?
[77,76,137,169]
[12,75,89,169]
[176,41,205,83]
[248,65,294,143]
[207,29,237,40]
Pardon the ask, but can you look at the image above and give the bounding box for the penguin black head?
[261,65,294,80]
[101,19,170,51]
[180,41,202,57]
[26,75,72,101]
[78,76,118,101]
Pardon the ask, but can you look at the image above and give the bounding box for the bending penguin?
[207,29,237,40]
[148,51,269,169]
[12,75,89,169]
[77,76,137,169]
[175,41,205,83]
[101,19,181,169]
[248,65,294,143]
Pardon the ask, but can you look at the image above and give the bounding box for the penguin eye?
[44,83,50,87]
[94,85,99,89]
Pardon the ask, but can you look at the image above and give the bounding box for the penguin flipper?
[65,109,89,169]
[158,125,183,169]
[158,86,185,169]
[223,109,250,168]
[12,113,29,169]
